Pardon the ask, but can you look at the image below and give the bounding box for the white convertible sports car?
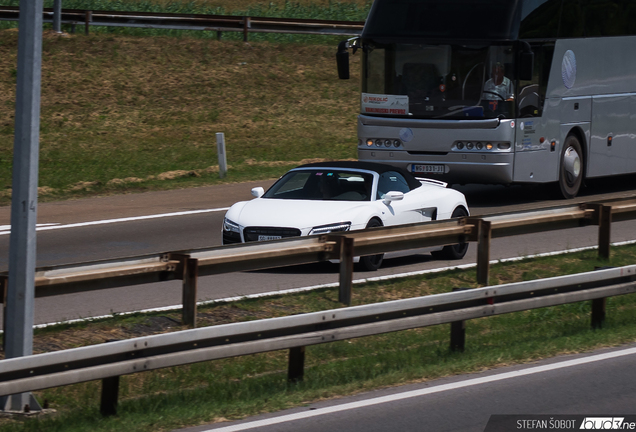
[222,161,469,270]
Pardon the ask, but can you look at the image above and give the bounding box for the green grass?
[1,245,635,431]
[0,31,362,205]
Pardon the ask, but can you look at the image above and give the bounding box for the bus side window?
[517,44,554,117]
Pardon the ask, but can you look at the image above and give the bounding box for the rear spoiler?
[416,177,448,188]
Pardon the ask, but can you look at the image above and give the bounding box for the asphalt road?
[1,175,636,325]
[178,344,636,432]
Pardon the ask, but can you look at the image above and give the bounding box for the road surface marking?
[0,208,229,236]
[202,346,636,431]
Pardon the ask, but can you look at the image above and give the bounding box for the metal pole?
[475,220,492,286]
[3,0,44,413]
[338,237,354,306]
[53,0,62,33]
[216,132,227,179]
[287,346,305,383]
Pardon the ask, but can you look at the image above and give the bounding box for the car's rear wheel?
[358,219,384,271]
[431,207,469,260]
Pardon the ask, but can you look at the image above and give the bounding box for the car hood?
[227,198,372,230]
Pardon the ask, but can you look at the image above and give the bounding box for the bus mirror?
[336,40,350,80]
[519,51,534,81]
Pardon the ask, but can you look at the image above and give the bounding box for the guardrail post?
[243,16,250,42]
[171,254,199,328]
[1,275,7,353]
[450,288,468,352]
[467,218,491,285]
[217,31,222,40]
[287,346,305,383]
[100,376,119,416]
[591,298,606,329]
[598,205,612,260]
[338,237,354,306]
[84,10,91,35]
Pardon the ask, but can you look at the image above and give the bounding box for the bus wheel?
[558,135,583,199]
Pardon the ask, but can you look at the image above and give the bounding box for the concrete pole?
[2,0,44,413]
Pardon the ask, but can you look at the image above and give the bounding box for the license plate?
[258,235,282,241]
[412,164,445,174]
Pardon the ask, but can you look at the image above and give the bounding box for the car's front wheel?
[431,207,469,260]
[358,219,384,271]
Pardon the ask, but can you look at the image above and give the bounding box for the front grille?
[244,227,301,242]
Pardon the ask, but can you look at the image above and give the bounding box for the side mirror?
[251,187,264,198]
[382,191,404,205]
[336,40,350,80]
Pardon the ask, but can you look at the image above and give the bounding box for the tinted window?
[363,0,521,40]
[560,0,636,37]
[377,171,411,199]
[519,0,561,39]
[264,170,373,201]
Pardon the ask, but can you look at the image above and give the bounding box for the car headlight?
[223,218,240,233]
[309,222,351,235]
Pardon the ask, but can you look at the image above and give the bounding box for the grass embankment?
[0,0,371,206]
[1,246,636,431]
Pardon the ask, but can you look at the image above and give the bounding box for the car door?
[376,171,424,226]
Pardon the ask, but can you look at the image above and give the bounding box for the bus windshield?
[361,42,517,120]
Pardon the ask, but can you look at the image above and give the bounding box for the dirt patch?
[156,170,201,180]
[67,181,101,191]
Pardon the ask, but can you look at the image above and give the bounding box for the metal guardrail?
[0,7,365,40]
[1,264,635,415]
[2,197,636,329]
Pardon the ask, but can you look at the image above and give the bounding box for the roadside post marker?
[216,132,227,179]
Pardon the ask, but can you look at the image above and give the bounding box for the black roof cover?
[296,160,422,190]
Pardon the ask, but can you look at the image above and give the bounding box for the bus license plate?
[412,164,445,174]
[258,235,282,241]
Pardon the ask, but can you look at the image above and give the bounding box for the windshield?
[361,42,516,120]
[263,170,374,201]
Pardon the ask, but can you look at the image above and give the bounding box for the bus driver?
[482,62,513,101]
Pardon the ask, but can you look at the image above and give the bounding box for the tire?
[358,219,384,271]
[558,135,584,199]
[431,207,469,260]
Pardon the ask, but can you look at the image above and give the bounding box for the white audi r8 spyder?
[222,161,469,270]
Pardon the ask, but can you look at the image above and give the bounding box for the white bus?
[337,0,636,198]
